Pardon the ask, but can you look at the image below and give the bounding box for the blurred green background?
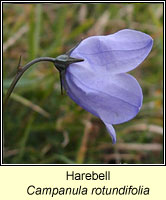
[3,3,163,164]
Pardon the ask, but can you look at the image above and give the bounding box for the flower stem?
[3,57,56,110]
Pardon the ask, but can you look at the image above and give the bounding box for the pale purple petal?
[104,122,116,144]
[66,71,143,124]
[70,29,153,74]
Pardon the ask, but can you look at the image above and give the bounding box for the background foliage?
[3,3,163,164]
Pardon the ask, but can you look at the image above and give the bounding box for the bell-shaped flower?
[65,29,153,143]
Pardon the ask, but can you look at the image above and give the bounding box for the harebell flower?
[65,29,153,143]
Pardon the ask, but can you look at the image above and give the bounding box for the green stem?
[3,57,56,110]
